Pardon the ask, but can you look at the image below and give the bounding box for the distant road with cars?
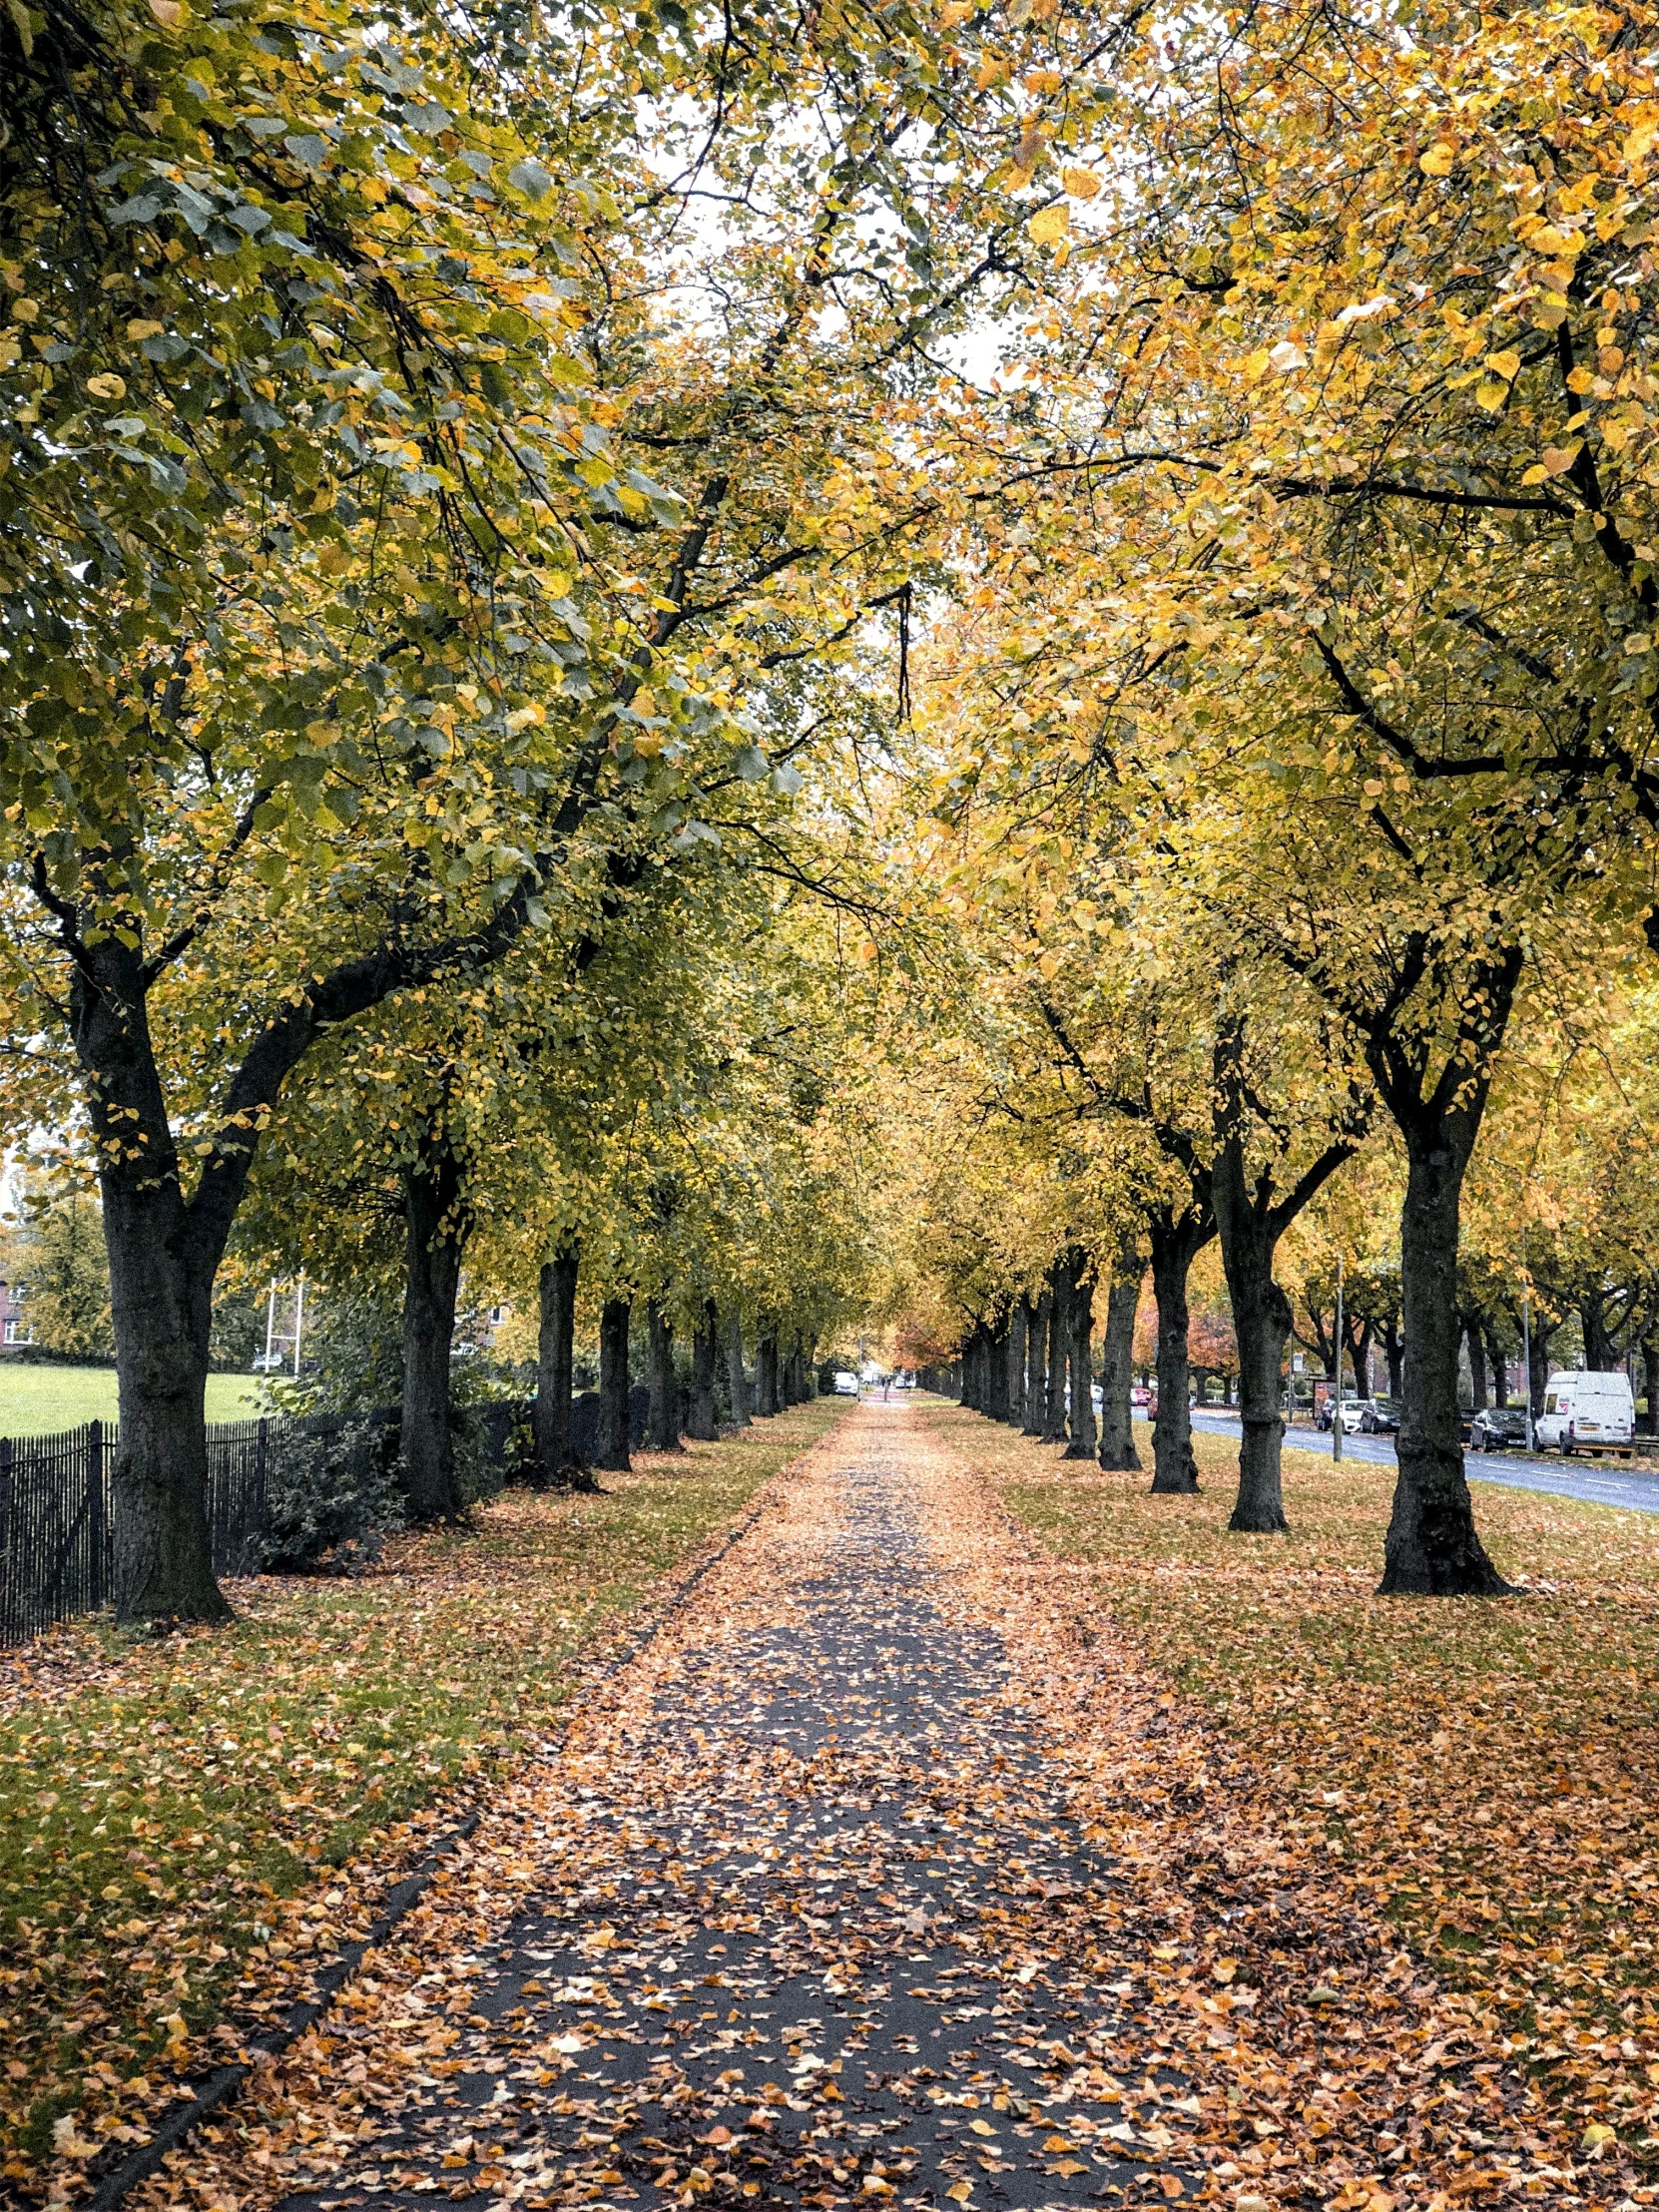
[1182,1408,1659,1517]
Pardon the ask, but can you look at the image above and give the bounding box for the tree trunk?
[985,1310,1010,1422]
[646,1300,682,1451]
[534,1242,581,1484]
[1382,1320,1404,1399]
[689,1300,720,1440]
[1348,1322,1373,1398]
[1023,1295,1048,1434]
[1149,1214,1202,1494]
[725,1311,752,1426]
[1006,1300,1028,1429]
[1097,1263,1141,1470]
[1380,1139,1511,1595]
[1487,1326,1509,1409]
[598,1297,633,1472]
[756,1331,780,1415]
[72,943,230,1622]
[1581,1295,1618,1372]
[1463,1318,1488,1411]
[1216,1193,1291,1533]
[400,1131,469,1524]
[1527,1316,1551,1417]
[1042,1266,1069,1443]
[102,1186,227,1623]
[1063,1259,1096,1459]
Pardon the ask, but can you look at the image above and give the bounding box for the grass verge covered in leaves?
[0,1397,845,2179]
[929,1404,1659,2178]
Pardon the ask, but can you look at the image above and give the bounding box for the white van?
[1535,1371,1636,1457]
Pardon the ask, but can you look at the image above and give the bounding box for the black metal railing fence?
[0,1399,535,1647]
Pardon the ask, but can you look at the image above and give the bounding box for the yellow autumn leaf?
[946,2187,973,2205]
[85,372,126,400]
[1418,142,1455,176]
[1473,380,1506,412]
[1485,349,1520,381]
[1061,166,1102,200]
[148,0,184,20]
[1540,444,1579,476]
[1623,121,1659,167]
[1028,203,1068,247]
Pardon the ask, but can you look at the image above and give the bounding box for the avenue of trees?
[10,0,1659,1611]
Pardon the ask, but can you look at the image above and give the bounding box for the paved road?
[268,1404,1199,2212]
[1183,1408,1659,1516]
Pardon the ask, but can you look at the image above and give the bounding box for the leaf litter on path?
[125,1402,1644,2212]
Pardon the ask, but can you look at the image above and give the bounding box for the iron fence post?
[87,1420,105,1611]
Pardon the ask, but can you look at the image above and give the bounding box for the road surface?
[1183,1408,1659,1516]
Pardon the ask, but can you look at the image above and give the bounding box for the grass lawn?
[925,1402,1659,2173]
[0,1364,263,1435]
[0,1395,846,2186]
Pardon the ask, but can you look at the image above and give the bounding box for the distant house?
[0,1277,32,1346]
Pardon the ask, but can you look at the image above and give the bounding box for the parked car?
[832,1371,859,1396]
[1130,1384,1151,1408]
[1468,1405,1529,1452]
[1535,1370,1636,1455]
[1336,1397,1375,1433]
[1365,1395,1401,1433]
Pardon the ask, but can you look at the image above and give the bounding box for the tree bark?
[1042,1267,1069,1443]
[1487,1326,1509,1408]
[400,1128,469,1524]
[1214,1164,1291,1533]
[1380,1136,1511,1595]
[985,1309,1010,1422]
[689,1300,720,1440]
[1023,1295,1048,1434]
[756,1331,780,1416]
[598,1297,633,1472]
[1148,1212,1203,1495]
[1097,1262,1141,1470]
[1006,1300,1028,1429]
[1643,1338,1659,1438]
[71,942,230,1622]
[1463,1317,1488,1411]
[646,1300,682,1451]
[1063,1257,1096,1459]
[534,1242,581,1484]
[725,1311,752,1426]
[1382,1319,1404,1399]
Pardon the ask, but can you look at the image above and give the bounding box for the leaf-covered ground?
[0,1398,846,2189]
[932,1404,1659,2205]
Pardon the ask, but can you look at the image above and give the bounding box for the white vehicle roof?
[1546,1370,1633,1392]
